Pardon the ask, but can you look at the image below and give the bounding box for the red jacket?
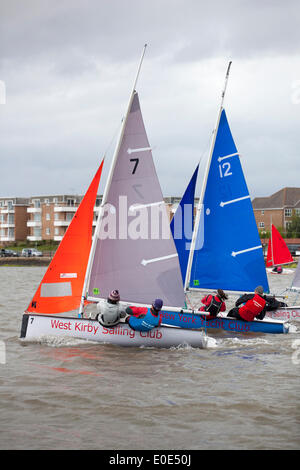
[239,294,266,321]
[199,294,226,320]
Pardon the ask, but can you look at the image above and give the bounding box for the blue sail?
[170,165,199,283]
[189,109,269,293]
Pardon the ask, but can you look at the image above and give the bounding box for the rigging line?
[102,119,124,159]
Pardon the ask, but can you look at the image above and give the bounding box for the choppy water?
[0,266,299,450]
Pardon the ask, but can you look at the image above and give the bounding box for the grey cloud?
[1,0,300,200]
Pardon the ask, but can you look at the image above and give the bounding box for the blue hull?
[160,309,289,334]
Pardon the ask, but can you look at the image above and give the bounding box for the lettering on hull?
[48,319,164,341]
[267,310,300,320]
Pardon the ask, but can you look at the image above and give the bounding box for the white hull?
[264,306,300,322]
[20,314,212,349]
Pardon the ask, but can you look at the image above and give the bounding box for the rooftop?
[252,187,300,209]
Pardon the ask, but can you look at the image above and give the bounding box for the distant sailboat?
[291,261,300,292]
[266,224,294,274]
[264,259,300,321]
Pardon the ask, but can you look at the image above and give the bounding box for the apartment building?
[252,187,300,232]
[0,197,29,243]
[12,187,300,245]
[0,193,190,245]
[27,195,102,242]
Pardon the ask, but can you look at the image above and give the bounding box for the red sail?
[26,160,104,314]
[266,224,293,267]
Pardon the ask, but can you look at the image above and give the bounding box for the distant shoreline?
[0,257,51,266]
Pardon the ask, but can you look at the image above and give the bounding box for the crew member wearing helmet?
[125,299,163,332]
[96,290,126,327]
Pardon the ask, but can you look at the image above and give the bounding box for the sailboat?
[266,224,294,274]
[162,62,289,334]
[20,46,211,349]
[264,260,300,322]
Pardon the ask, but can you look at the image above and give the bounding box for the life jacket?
[128,308,161,332]
[205,295,223,316]
[239,294,266,321]
[97,300,124,327]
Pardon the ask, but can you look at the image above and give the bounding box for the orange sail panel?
[266,224,293,267]
[27,160,104,314]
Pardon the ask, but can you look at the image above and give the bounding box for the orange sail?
[266,224,293,267]
[26,160,104,314]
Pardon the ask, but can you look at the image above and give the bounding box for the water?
[0,266,299,450]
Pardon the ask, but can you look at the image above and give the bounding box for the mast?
[270,217,274,266]
[79,44,147,316]
[184,61,232,291]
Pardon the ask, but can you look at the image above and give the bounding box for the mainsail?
[27,160,104,314]
[266,224,294,267]
[85,91,185,307]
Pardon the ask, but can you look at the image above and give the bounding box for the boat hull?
[20,313,210,348]
[160,309,289,334]
[264,306,300,322]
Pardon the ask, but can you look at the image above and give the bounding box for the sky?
[1,0,300,201]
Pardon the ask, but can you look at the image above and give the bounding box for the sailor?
[234,290,287,312]
[199,289,228,320]
[96,290,126,327]
[227,285,266,321]
[272,265,283,274]
[125,298,163,332]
